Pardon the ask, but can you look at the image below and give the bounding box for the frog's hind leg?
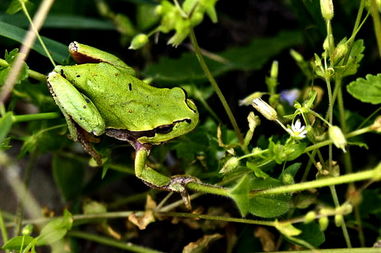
[75,124,103,166]
[134,147,198,209]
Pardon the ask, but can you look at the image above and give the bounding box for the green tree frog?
[47,42,199,208]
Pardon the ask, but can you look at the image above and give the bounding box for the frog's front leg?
[134,146,197,209]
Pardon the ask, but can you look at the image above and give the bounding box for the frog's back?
[74,63,194,131]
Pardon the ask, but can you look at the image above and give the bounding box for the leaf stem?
[12,112,60,123]
[189,29,244,144]
[250,163,381,197]
[370,0,381,57]
[68,230,163,253]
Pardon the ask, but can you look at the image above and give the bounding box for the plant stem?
[159,211,275,226]
[0,211,9,252]
[370,0,381,57]
[189,29,243,144]
[68,231,163,253]
[269,248,381,253]
[187,182,230,197]
[329,185,352,248]
[250,164,381,197]
[20,0,56,67]
[12,112,60,123]
[0,0,54,104]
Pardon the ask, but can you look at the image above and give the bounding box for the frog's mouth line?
[105,118,192,142]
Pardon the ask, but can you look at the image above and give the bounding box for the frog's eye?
[155,124,174,134]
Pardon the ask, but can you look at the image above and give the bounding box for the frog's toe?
[166,175,200,210]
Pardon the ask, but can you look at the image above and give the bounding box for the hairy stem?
[189,29,243,144]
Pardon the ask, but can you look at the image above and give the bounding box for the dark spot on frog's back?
[76,74,81,78]
[85,98,91,103]
[60,69,66,78]
[128,83,132,91]
[83,105,87,109]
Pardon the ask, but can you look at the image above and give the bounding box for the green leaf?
[144,30,303,83]
[340,40,364,77]
[293,222,325,247]
[274,221,301,237]
[229,174,291,217]
[0,49,29,85]
[36,210,73,246]
[268,139,307,164]
[6,0,32,15]
[0,14,115,30]
[2,235,35,250]
[52,154,85,201]
[347,73,381,104]
[0,21,68,64]
[0,112,14,146]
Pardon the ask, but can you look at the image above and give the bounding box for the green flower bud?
[281,173,294,185]
[22,224,33,235]
[129,34,149,50]
[290,49,304,63]
[329,125,347,152]
[304,211,316,224]
[320,0,334,21]
[239,92,266,106]
[319,216,329,231]
[154,5,163,15]
[270,60,278,79]
[220,157,240,174]
[331,43,349,64]
[190,11,204,26]
[251,98,278,121]
[334,214,344,227]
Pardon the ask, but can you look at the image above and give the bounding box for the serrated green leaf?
[52,154,85,201]
[1,235,35,250]
[36,210,73,246]
[0,21,67,64]
[347,73,381,104]
[144,31,303,83]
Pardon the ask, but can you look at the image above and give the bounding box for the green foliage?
[1,0,381,252]
[0,21,67,63]
[144,31,303,83]
[347,73,381,104]
[229,174,291,217]
[52,154,85,201]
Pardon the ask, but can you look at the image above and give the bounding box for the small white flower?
[287,119,307,139]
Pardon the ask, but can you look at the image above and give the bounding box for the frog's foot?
[76,126,103,166]
[165,175,200,210]
[143,175,199,210]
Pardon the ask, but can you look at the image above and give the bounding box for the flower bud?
[334,214,344,227]
[220,157,240,174]
[251,98,278,121]
[22,224,33,235]
[331,43,349,64]
[290,49,304,63]
[129,34,149,50]
[304,211,316,224]
[370,116,381,133]
[320,0,334,21]
[270,60,278,79]
[319,216,329,231]
[329,125,347,152]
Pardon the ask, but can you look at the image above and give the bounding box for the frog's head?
[136,98,199,145]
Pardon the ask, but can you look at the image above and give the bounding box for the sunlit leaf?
[347,73,381,104]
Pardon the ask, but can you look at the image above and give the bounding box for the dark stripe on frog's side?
[105,118,192,142]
